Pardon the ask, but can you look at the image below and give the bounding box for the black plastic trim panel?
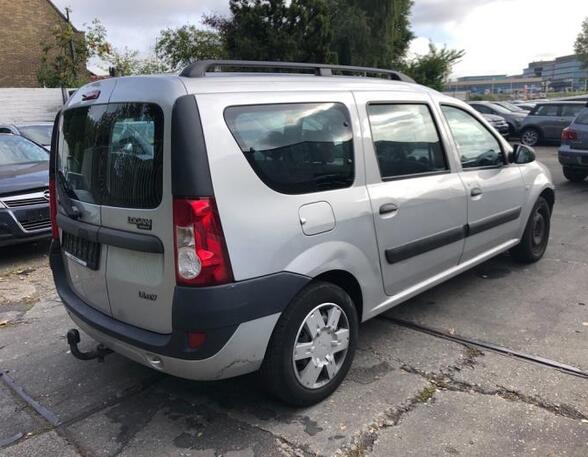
[385,206,523,264]
[386,226,466,264]
[467,207,522,237]
[171,95,214,197]
[57,213,163,253]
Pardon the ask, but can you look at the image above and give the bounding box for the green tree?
[155,25,225,70]
[38,16,110,87]
[575,17,588,67]
[205,0,335,63]
[350,0,414,67]
[401,43,465,91]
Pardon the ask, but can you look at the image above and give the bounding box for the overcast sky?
[53,0,588,77]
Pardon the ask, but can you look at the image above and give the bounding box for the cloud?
[51,0,229,54]
[412,0,588,77]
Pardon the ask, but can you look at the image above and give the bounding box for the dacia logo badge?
[128,216,152,231]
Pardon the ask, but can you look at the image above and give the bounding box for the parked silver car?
[520,101,586,146]
[49,61,555,405]
[558,107,588,182]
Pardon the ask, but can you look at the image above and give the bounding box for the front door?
[439,105,526,261]
[356,94,468,296]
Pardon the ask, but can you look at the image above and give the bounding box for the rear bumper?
[558,147,588,168]
[0,205,50,247]
[50,240,310,380]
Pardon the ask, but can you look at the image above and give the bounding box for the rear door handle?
[471,187,483,197]
[379,203,398,215]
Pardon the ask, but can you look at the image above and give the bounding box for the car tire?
[261,281,358,406]
[510,196,551,263]
[520,128,541,146]
[562,167,587,183]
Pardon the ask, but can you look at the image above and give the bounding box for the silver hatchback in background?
[49,61,555,406]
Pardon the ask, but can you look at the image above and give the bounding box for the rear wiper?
[56,170,81,220]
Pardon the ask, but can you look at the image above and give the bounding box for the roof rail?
[179,60,415,83]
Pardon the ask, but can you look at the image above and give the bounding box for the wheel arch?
[312,270,364,323]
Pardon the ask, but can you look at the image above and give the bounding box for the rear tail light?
[173,197,233,287]
[49,178,58,239]
[561,128,578,141]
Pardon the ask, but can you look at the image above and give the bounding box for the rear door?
[59,100,112,316]
[58,77,185,334]
[355,92,468,296]
[533,104,562,140]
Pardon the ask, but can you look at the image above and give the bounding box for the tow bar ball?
[66,329,113,363]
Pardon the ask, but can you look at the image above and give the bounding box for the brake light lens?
[561,128,578,141]
[173,197,233,286]
[49,178,58,239]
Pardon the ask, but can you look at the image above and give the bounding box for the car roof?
[534,100,586,106]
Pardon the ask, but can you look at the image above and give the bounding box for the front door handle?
[471,187,483,197]
[379,203,399,215]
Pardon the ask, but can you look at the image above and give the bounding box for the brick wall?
[0,0,83,88]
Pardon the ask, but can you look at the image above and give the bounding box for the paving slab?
[0,298,160,425]
[448,351,588,419]
[368,390,588,457]
[0,382,46,448]
[1,431,80,457]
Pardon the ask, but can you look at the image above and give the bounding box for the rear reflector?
[561,128,578,141]
[188,331,207,349]
[173,197,233,287]
[49,178,58,239]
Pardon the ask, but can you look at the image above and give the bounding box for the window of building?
[367,104,448,179]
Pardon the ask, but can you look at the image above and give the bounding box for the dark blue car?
[0,133,51,247]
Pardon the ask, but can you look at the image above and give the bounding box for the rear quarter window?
[224,103,354,194]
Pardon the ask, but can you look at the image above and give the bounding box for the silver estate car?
[49,61,555,406]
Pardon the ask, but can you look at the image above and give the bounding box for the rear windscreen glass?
[224,103,354,194]
[60,103,163,208]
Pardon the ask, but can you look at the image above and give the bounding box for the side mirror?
[509,144,536,164]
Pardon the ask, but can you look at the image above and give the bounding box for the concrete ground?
[0,146,587,456]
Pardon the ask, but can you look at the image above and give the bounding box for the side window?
[575,109,588,125]
[367,104,448,179]
[472,104,491,115]
[534,105,560,117]
[561,105,584,117]
[224,103,354,194]
[441,105,505,169]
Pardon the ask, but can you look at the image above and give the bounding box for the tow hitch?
[66,329,113,362]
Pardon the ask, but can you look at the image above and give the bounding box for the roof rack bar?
[179,60,415,83]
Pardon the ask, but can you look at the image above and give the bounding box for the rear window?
[224,103,354,194]
[60,103,163,208]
